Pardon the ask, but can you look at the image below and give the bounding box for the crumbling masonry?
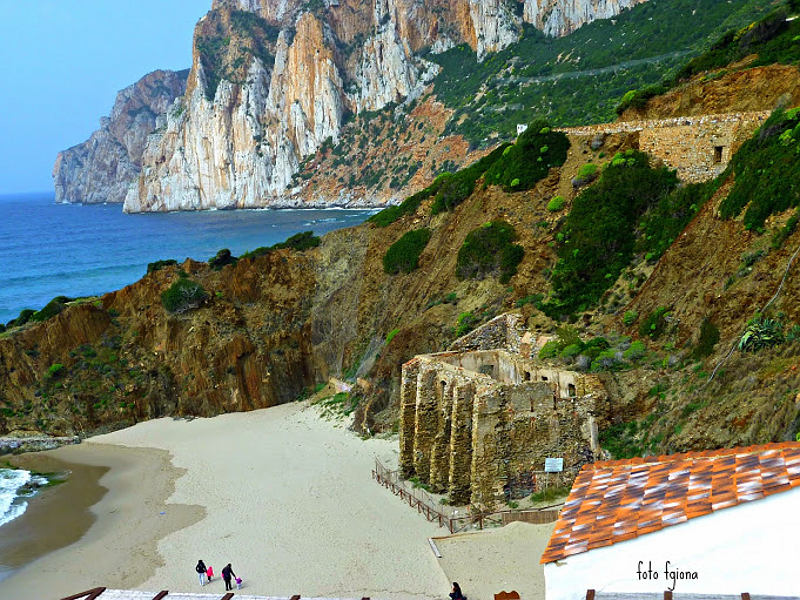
[399,329,607,509]
[559,111,770,182]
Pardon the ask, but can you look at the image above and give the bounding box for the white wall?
[544,486,800,600]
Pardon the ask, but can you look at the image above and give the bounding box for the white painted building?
[541,442,800,600]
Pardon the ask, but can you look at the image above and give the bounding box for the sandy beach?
[2,402,455,599]
[1,401,556,600]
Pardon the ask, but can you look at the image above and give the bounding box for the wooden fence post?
[664,592,673,600]
[585,590,595,600]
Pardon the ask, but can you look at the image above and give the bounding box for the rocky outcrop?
[523,0,647,37]
[53,69,188,204]
[122,0,646,212]
[468,0,521,60]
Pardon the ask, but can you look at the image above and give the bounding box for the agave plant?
[738,315,785,352]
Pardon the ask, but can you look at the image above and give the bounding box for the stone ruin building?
[560,111,769,183]
[399,314,608,510]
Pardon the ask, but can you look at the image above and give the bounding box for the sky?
[0,1,210,195]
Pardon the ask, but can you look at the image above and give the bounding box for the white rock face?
[469,0,521,60]
[53,69,187,204]
[123,0,650,212]
[523,0,647,37]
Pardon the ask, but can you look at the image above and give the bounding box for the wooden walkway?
[371,459,561,534]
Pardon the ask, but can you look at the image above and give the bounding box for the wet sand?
[1,443,204,600]
[0,453,107,577]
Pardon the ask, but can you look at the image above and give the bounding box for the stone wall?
[559,111,770,183]
[400,350,607,509]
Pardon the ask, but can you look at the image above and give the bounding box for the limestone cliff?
[523,0,647,37]
[53,70,188,204]
[123,0,646,212]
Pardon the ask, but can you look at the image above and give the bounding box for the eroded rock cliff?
[122,0,646,212]
[53,70,188,204]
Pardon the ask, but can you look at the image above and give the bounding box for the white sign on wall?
[545,457,564,473]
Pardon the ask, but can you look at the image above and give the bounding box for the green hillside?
[430,0,780,145]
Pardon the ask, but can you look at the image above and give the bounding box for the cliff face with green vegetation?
[14,1,800,460]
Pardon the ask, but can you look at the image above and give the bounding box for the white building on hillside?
[541,442,800,600]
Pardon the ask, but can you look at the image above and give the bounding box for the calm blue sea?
[0,192,375,324]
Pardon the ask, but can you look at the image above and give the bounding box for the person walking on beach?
[450,582,466,600]
[222,563,237,591]
[195,560,207,586]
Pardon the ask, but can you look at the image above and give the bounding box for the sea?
[0,191,376,529]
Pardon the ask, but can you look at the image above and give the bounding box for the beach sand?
[434,521,555,600]
[2,402,452,600]
[0,453,107,575]
[2,444,204,599]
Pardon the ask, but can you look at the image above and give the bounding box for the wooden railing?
[371,459,562,535]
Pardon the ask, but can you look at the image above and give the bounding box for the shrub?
[575,162,599,183]
[455,312,478,337]
[383,229,432,274]
[385,328,400,345]
[638,181,715,262]
[242,231,321,259]
[273,231,321,251]
[530,486,570,503]
[623,310,639,326]
[543,151,678,316]
[693,318,721,359]
[639,307,671,340]
[456,221,524,284]
[430,144,511,214]
[538,340,561,359]
[547,196,566,212]
[7,308,36,329]
[615,83,669,115]
[738,315,785,352]
[147,259,177,274]
[208,248,237,270]
[161,278,209,314]
[369,193,426,227]
[483,120,569,192]
[719,109,800,231]
[46,363,65,379]
[515,294,543,308]
[771,209,800,249]
[623,340,647,361]
[31,296,73,323]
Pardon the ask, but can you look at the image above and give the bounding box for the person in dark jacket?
[222,563,237,591]
[450,582,466,600]
[195,560,207,586]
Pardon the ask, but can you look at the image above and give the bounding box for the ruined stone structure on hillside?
[399,314,607,510]
[560,111,770,182]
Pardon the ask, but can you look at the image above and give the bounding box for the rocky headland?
[53,69,188,204]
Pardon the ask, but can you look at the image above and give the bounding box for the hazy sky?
[0,1,210,195]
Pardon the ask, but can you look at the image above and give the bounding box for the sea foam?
[0,468,47,528]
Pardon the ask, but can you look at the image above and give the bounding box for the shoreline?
[0,403,451,600]
[0,454,107,580]
[1,443,204,599]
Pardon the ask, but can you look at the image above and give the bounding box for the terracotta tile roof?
[540,442,800,564]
